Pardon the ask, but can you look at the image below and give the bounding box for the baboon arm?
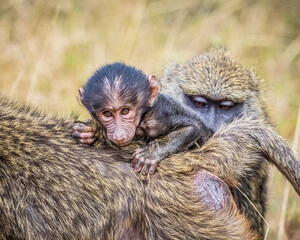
[162,118,300,195]
[202,119,300,195]
[150,125,202,160]
[132,125,202,174]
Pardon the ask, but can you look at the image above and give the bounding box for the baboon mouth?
[112,140,132,147]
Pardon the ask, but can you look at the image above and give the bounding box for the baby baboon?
[77,62,212,175]
[1,93,299,239]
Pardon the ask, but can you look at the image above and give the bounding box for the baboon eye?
[192,96,208,108]
[220,101,234,110]
[121,108,130,115]
[103,111,113,117]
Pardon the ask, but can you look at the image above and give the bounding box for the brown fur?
[159,48,279,237]
[161,117,300,195]
[0,92,299,239]
[75,49,299,239]
[0,94,260,240]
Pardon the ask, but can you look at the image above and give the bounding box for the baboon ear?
[79,88,87,108]
[148,74,159,107]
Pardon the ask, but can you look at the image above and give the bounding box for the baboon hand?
[72,122,96,147]
[131,148,159,175]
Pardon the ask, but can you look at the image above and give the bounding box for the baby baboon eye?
[219,101,234,110]
[121,108,130,115]
[192,96,208,108]
[103,111,113,117]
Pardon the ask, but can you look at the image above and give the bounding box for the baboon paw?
[132,148,158,175]
[72,123,95,146]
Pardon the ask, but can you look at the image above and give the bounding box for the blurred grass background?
[0,0,299,239]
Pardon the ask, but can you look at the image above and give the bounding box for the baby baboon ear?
[79,88,87,108]
[148,74,159,107]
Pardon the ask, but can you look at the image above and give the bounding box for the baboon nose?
[113,137,129,147]
[113,131,127,142]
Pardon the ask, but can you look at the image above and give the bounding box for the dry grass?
[0,0,299,238]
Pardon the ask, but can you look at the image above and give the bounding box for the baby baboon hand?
[72,122,96,147]
[132,148,160,175]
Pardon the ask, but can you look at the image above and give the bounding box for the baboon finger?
[141,161,151,175]
[133,153,143,161]
[132,148,143,157]
[72,123,93,133]
[131,156,140,167]
[73,132,94,139]
[148,164,157,175]
[134,157,144,172]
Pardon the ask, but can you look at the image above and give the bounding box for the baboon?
[77,62,212,175]
[0,93,299,239]
[159,48,284,237]
[74,49,299,238]
[0,94,257,240]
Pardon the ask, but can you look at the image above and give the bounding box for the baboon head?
[161,49,269,132]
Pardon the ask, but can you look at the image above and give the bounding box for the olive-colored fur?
[1,89,299,239]
[159,48,282,237]
[0,94,260,240]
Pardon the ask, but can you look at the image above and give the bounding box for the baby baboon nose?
[113,130,127,143]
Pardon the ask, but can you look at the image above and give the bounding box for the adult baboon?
[0,94,257,240]
[159,48,283,236]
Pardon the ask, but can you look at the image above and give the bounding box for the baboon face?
[79,63,159,146]
[162,49,261,132]
[184,95,243,132]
